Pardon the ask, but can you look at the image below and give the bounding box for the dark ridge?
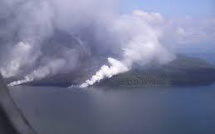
[96,55,215,87]
[4,55,215,87]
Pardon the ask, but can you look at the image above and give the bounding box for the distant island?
[95,55,215,87]
[5,55,215,87]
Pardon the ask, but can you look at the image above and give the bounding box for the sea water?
[9,84,215,134]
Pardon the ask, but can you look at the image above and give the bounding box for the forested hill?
[96,55,215,87]
[4,55,215,87]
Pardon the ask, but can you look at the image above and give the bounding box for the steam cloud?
[0,0,174,87]
[80,10,174,87]
[80,58,129,88]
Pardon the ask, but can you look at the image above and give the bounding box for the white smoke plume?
[1,42,35,78]
[8,76,33,86]
[0,0,117,85]
[8,58,67,86]
[80,10,174,87]
[80,58,129,88]
[0,0,174,87]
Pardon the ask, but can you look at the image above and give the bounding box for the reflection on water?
[9,84,215,134]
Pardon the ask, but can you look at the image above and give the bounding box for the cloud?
[0,0,214,86]
[162,17,215,46]
[80,10,175,87]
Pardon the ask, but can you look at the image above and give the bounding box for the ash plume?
[0,0,174,87]
[80,10,175,87]
[80,58,129,88]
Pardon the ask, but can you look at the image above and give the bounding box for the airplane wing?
[0,74,37,134]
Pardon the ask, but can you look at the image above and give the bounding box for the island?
[4,55,215,87]
[95,55,215,87]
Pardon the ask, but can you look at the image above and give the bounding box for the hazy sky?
[120,0,215,53]
[123,0,215,18]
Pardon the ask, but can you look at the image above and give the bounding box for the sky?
[121,0,215,53]
[122,0,215,18]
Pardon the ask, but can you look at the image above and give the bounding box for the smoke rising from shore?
[80,58,129,88]
[0,0,174,87]
[80,10,174,87]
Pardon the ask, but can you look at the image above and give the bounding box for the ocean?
[9,84,215,134]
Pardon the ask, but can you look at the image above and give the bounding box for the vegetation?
[96,55,215,87]
[5,55,215,87]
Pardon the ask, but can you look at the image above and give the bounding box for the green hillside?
[4,55,215,87]
[96,55,215,87]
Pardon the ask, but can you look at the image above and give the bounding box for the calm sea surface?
[9,84,215,134]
